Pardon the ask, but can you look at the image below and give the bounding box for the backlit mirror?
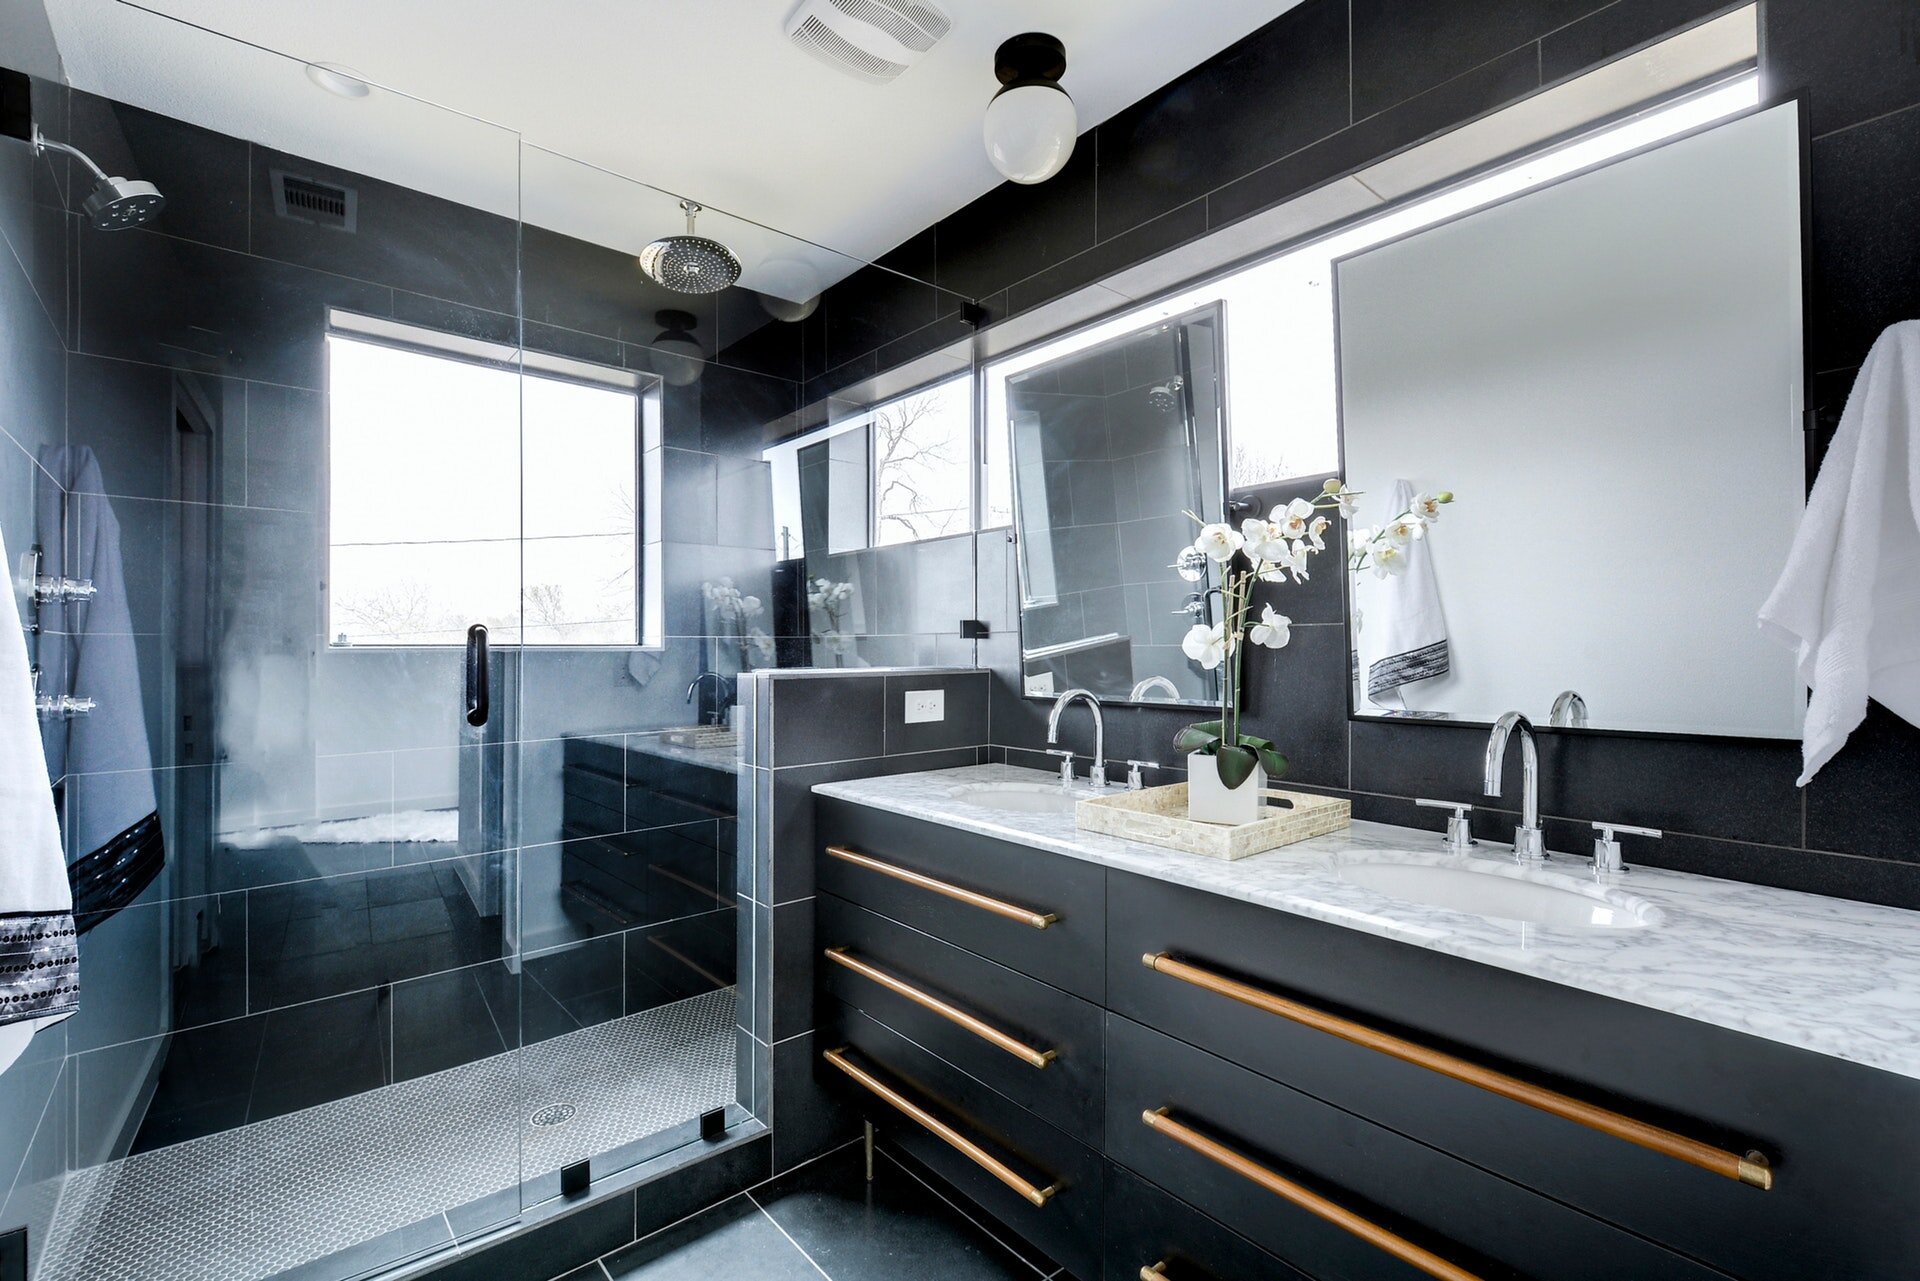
[1336,100,1807,738]
[1002,304,1228,706]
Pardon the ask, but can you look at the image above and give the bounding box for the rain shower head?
[638,201,741,295]
[33,127,166,230]
[1146,376,1185,414]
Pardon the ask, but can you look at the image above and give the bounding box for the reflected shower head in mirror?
[1146,376,1184,414]
[32,127,165,230]
[638,201,742,294]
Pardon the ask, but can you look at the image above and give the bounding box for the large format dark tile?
[1238,622,1352,790]
[1806,701,1920,865]
[392,964,510,1081]
[1808,103,1920,373]
[1765,0,1920,139]
[772,1032,857,1175]
[754,1144,1039,1281]
[247,988,390,1123]
[1350,0,1588,118]
[770,674,885,766]
[1209,44,1542,228]
[935,141,1098,303]
[67,89,250,253]
[1094,0,1352,238]
[602,1196,818,1279]
[430,1189,637,1281]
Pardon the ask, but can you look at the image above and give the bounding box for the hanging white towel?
[1361,480,1451,707]
[36,446,163,922]
[1759,321,1920,785]
[0,519,78,1075]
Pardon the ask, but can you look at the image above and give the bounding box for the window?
[326,322,652,646]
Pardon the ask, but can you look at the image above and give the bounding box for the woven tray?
[1075,784,1351,861]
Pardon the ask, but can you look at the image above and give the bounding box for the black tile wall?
[781,0,1920,908]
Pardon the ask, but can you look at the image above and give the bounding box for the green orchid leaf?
[1174,724,1221,754]
[1214,744,1257,789]
[1256,746,1290,779]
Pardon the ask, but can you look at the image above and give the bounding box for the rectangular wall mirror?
[1003,304,1228,706]
[1336,99,1807,739]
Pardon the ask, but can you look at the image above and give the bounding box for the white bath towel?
[0,519,78,1074]
[1361,480,1451,707]
[1759,320,1920,784]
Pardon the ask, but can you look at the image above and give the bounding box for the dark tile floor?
[548,1143,1067,1281]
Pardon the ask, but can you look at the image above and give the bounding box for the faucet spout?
[1484,711,1546,863]
[1046,688,1107,790]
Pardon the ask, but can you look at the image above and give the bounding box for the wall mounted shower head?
[638,201,741,295]
[33,127,165,230]
[1146,376,1184,414]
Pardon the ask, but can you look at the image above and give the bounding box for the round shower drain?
[530,1103,577,1128]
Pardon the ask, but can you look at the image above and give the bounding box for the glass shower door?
[6,6,536,1279]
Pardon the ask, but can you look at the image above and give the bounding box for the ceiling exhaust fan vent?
[785,0,950,84]
[272,170,357,232]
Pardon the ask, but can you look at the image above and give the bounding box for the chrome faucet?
[1549,689,1588,728]
[684,671,733,726]
[1046,688,1107,790]
[1483,711,1547,863]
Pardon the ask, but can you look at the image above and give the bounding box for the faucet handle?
[1591,821,1661,881]
[1416,798,1476,854]
[1045,748,1075,786]
[1125,760,1160,791]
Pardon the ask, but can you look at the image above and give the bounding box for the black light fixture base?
[994,33,1066,87]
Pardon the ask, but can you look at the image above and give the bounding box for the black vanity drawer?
[821,1000,1102,1280]
[1105,870,1920,1281]
[815,798,1104,1001]
[1106,1016,1726,1281]
[818,893,1106,1144]
[1102,1163,1310,1281]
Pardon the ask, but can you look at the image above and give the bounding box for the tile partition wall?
[736,667,991,1174]
[804,0,1920,909]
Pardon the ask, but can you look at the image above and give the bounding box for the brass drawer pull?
[1143,952,1773,1190]
[1142,1107,1484,1281]
[826,845,1058,929]
[825,947,1058,1069]
[1139,1264,1168,1281]
[822,1047,1062,1207]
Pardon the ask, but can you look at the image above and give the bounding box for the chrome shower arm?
[31,127,109,183]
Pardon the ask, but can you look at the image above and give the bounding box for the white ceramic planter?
[1186,750,1267,826]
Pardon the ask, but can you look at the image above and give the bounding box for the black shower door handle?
[464,624,489,727]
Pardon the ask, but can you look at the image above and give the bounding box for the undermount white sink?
[1338,859,1661,930]
[949,783,1085,815]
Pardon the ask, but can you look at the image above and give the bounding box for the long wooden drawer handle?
[1143,952,1773,1190]
[1139,1264,1168,1281]
[825,947,1057,1069]
[826,845,1058,929]
[1142,1107,1484,1281]
[822,1047,1062,1207]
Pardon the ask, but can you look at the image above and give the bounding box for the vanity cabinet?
[1106,870,1920,1281]
[813,801,1920,1281]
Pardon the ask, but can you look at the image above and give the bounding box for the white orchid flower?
[1240,518,1290,565]
[739,595,763,618]
[1412,492,1444,522]
[1324,482,1361,520]
[1193,523,1244,563]
[1181,622,1228,669]
[1249,605,1292,650]
[1307,514,1330,551]
[1276,497,1315,540]
[1371,540,1410,578]
[1385,515,1425,542]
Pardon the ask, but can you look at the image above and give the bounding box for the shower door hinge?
[0,1225,24,1281]
[960,620,990,639]
[700,1107,726,1140]
[560,1159,591,1198]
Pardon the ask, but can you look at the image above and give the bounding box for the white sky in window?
[327,335,639,645]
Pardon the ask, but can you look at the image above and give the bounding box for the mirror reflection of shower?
[31,126,166,229]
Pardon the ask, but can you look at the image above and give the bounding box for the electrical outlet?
[904,689,945,724]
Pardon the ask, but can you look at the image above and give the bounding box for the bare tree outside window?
[871,377,972,546]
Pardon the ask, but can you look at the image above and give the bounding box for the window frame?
[323,309,663,651]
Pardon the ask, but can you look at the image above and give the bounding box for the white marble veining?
[815,763,1920,1080]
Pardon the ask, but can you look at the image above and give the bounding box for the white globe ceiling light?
[650,310,706,386]
[304,63,371,99]
[983,33,1076,185]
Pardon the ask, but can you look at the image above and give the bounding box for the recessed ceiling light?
[305,63,371,100]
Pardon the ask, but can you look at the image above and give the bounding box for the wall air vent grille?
[785,0,948,84]
[272,170,357,232]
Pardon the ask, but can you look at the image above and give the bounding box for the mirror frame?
[1331,91,1816,744]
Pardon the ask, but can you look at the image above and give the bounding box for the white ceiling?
[43,0,1306,297]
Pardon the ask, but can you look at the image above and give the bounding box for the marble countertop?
[814,763,1920,1081]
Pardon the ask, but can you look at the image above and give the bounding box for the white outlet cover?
[904,689,945,724]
